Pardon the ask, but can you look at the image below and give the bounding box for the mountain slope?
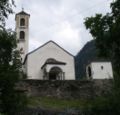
[75,40,98,79]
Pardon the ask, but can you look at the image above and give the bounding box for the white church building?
[15,10,75,80]
[15,10,113,80]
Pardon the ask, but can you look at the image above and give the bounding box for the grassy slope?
[28,96,91,110]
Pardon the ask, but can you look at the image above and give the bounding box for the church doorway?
[49,67,62,80]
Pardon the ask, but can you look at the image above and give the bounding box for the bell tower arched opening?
[20,31,25,40]
[20,18,25,26]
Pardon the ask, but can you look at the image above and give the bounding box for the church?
[15,10,75,80]
[15,10,113,80]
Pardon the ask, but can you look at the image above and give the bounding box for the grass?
[28,96,90,110]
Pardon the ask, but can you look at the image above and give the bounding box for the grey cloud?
[6,0,112,55]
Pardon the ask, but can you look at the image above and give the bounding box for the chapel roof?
[41,58,66,69]
[87,59,111,65]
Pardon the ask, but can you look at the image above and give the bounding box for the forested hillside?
[75,40,98,79]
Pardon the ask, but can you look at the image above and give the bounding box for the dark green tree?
[0,29,27,115]
[0,1,27,115]
[84,0,120,73]
[84,0,120,114]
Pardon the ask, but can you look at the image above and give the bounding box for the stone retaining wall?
[18,79,113,99]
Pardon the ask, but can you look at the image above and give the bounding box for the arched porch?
[49,67,64,80]
[41,58,66,80]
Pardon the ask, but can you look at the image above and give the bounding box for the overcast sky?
[6,0,112,55]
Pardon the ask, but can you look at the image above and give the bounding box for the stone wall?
[18,79,113,99]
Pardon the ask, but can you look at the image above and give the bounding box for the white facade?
[86,62,113,79]
[24,41,75,80]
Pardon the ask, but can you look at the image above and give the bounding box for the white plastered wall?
[25,41,75,80]
[87,62,113,79]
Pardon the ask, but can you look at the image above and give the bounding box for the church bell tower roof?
[16,11,30,16]
[15,10,30,20]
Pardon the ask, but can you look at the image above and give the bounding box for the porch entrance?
[49,67,62,80]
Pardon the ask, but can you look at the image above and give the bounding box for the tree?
[84,0,120,73]
[0,0,15,26]
[0,1,27,115]
[84,0,120,114]
[84,0,120,99]
[0,29,27,115]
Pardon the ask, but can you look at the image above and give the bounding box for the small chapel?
[15,10,75,80]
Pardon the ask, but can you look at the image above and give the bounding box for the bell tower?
[15,9,30,62]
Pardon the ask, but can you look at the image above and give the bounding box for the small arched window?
[88,66,92,78]
[101,66,104,70]
[20,31,25,39]
[20,18,25,26]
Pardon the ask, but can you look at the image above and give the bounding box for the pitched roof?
[41,58,66,69]
[23,40,74,64]
[15,11,30,19]
[16,11,30,16]
[87,59,111,65]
